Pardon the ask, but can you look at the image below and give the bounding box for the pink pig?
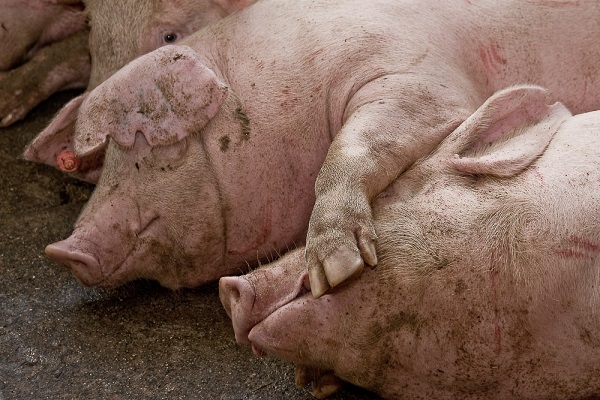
[220,85,600,399]
[36,0,600,292]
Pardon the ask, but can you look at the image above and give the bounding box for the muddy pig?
[2,0,253,128]
[0,0,88,127]
[39,0,600,292]
[220,85,600,400]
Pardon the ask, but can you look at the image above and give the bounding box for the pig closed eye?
[163,33,179,44]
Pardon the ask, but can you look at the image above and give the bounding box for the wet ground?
[0,92,377,400]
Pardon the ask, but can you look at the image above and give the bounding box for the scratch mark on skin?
[572,236,600,252]
[534,0,580,7]
[555,236,600,260]
[479,43,507,75]
[1,22,7,32]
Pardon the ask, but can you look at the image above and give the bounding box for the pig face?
[44,46,234,288]
[221,86,600,399]
[46,135,226,288]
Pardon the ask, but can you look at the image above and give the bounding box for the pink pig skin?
[0,0,88,127]
[3,0,253,127]
[45,0,600,290]
[220,85,600,400]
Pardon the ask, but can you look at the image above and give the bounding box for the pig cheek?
[248,297,344,370]
[97,227,171,287]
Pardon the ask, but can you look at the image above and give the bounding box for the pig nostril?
[46,242,92,265]
[45,242,102,285]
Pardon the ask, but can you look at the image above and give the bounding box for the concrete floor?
[0,91,377,399]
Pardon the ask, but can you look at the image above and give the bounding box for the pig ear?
[446,85,571,177]
[74,45,228,156]
[22,94,85,168]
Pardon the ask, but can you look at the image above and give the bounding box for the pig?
[219,85,600,400]
[4,0,252,129]
[39,0,600,291]
[0,0,88,127]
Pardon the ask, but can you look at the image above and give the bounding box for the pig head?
[45,47,231,288]
[45,45,314,288]
[23,0,255,180]
[220,86,600,399]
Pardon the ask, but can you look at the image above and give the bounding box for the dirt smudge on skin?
[235,106,250,140]
[219,135,230,151]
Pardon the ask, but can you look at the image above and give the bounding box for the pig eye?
[163,32,179,43]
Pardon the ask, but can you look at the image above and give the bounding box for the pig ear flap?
[446,85,571,177]
[22,94,85,168]
[74,45,228,156]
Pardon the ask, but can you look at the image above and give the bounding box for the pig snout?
[219,249,311,356]
[219,277,258,347]
[45,240,102,286]
[44,192,160,287]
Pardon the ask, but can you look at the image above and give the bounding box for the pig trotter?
[306,190,378,298]
[322,247,364,288]
[295,365,344,399]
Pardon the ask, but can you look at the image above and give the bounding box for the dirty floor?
[0,91,377,399]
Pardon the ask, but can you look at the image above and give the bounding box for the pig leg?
[0,30,90,127]
[306,76,471,297]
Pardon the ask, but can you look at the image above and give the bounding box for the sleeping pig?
[35,0,600,292]
[219,85,600,399]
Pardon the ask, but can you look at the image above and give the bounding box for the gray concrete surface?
[0,91,377,400]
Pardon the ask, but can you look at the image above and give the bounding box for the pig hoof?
[309,267,331,299]
[295,366,343,399]
[358,235,378,267]
[308,247,367,298]
[311,373,344,399]
[323,247,364,288]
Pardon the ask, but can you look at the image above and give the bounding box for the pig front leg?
[0,30,90,127]
[306,77,468,297]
